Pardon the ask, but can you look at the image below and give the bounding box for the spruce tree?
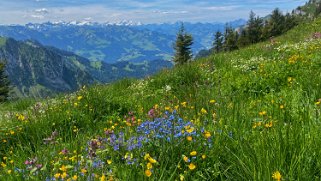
[213,31,223,53]
[173,24,193,65]
[223,26,238,52]
[247,11,264,43]
[267,8,286,37]
[0,62,10,102]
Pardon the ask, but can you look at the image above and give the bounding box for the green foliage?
[0,62,10,102]
[213,31,223,53]
[173,24,193,66]
[223,26,239,51]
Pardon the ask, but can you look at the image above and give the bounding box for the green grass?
[1,19,321,180]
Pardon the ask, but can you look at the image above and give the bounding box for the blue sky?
[0,0,307,24]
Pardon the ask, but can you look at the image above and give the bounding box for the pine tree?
[0,62,10,102]
[173,24,193,65]
[237,29,250,48]
[267,8,286,37]
[213,31,223,53]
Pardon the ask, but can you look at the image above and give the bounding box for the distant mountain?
[0,20,246,63]
[0,37,172,97]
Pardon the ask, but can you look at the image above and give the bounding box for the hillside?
[0,37,172,97]
[1,16,321,181]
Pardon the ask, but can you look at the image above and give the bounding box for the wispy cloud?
[0,0,307,24]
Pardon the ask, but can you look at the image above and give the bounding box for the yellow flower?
[259,111,267,116]
[147,162,153,169]
[145,169,152,177]
[202,155,206,159]
[179,174,185,181]
[181,102,187,107]
[265,121,273,128]
[185,126,195,133]
[186,136,192,141]
[200,108,208,114]
[204,131,211,139]
[59,165,67,172]
[144,153,150,160]
[272,171,282,181]
[190,151,197,156]
[72,175,78,180]
[280,105,284,109]
[107,159,112,165]
[77,96,83,101]
[7,170,12,174]
[54,173,61,179]
[10,130,15,135]
[165,106,171,111]
[81,168,87,174]
[210,100,216,104]
[183,155,189,162]
[100,174,106,181]
[188,163,196,170]
[1,162,6,168]
[148,157,157,164]
[61,172,68,179]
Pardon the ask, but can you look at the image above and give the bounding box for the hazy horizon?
[0,0,307,25]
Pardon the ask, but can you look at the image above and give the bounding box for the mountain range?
[0,19,246,64]
[0,37,171,97]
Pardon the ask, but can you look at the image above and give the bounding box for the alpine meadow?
[1,0,321,180]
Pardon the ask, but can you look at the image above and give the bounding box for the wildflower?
[280,105,284,109]
[10,130,15,135]
[210,100,216,104]
[59,165,67,172]
[81,168,87,174]
[147,162,153,169]
[188,163,196,170]
[1,162,6,168]
[145,169,152,177]
[202,155,206,159]
[61,172,68,179]
[100,174,106,181]
[7,170,12,174]
[265,121,273,128]
[183,156,190,163]
[180,174,185,181]
[259,111,267,116]
[186,136,193,141]
[72,175,78,180]
[148,157,157,164]
[200,108,208,114]
[181,102,187,107]
[190,151,197,156]
[185,126,194,133]
[272,171,282,181]
[54,173,61,179]
[107,159,112,165]
[204,131,211,139]
[77,96,83,101]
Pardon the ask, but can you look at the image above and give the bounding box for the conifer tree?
[247,11,264,43]
[223,26,238,52]
[213,31,223,53]
[173,24,193,65]
[266,8,286,37]
[0,62,10,102]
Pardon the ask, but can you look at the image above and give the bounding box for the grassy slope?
[1,18,321,180]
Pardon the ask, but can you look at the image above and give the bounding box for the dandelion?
[145,169,152,177]
[272,171,282,181]
[188,163,196,170]
[190,151,197,156]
